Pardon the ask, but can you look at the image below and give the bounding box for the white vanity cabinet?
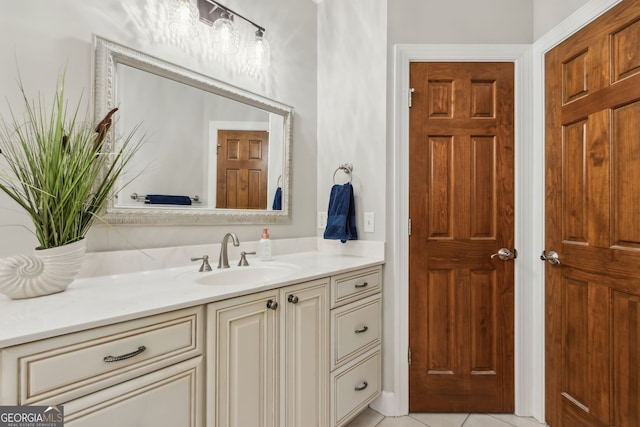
[207,278,329,427]
[330,267,382,427]
[0,306,204,427]
[0,257,383,427]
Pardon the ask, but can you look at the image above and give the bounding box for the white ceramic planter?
[0,239,86,299]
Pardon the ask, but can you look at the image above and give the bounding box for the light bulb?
[168,0,199,39]
[211,11,239,55]
[248,29,271,71]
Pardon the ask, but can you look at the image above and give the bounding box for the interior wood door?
[408,62,515,412]
[216,130,269,209]
[544,1,640,426]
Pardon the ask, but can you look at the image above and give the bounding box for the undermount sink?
[194,263,299,286]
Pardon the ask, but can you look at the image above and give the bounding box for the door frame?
[386,0,623,421]
[390,43,536,417]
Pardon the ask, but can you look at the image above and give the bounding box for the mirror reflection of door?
[216,130,269,209]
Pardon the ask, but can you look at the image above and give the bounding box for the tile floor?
[346,408,548,427]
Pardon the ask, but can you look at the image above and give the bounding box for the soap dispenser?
[259,227,272,261]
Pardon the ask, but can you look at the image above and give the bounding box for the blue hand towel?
[323,183,358,243]
[272,187,282,210]
[145,194,192,205]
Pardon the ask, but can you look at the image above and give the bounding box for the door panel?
[216,130,269,209]
[409,62,515,412]
[545,1,640,426]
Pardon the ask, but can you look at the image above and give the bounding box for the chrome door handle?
[491,248,517,261]
[540,250,560,265]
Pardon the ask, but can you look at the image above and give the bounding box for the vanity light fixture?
[200,0,270,69]
[211,9,239,54]
[250,29,271,69]
[168,0,200,39]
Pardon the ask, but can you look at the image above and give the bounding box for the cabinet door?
[64,356,203,427]
[207,290,279,427]
[282,279,329,427]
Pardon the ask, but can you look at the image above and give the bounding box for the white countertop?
[0,251,383,348]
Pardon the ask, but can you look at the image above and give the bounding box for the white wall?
[389,0,533,45]
[534,0,590,40]
[0,0,318,256]
[317,0,387,244]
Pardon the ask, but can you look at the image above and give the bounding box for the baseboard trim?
[369,391,403,417]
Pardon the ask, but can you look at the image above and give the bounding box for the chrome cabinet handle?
[104,345,147,363]
[266,299,279,310]
[355,326,369,334]
[540,250,560,265]
[491,248,517,261]
[354,381,368,391]
[355,282,369,289]
[288,295,299,304]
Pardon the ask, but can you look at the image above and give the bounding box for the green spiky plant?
[0,75,142,249]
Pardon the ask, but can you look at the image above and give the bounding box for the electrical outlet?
[364,212,375,233]
[318,211,327,229]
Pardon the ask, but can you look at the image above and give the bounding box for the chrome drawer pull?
[354,381,368,391]
[355,325,369,334]
[354,282,369,289]
[103,345,147,363]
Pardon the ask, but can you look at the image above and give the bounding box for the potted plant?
[0,75,141,299]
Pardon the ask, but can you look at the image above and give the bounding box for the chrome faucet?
[218,232,240,268]
[191,254,212,272]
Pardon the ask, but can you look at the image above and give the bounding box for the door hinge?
[408,347,412,365]
[409,88,415,108]
[408,218,412,236]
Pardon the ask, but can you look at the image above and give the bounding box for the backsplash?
[77,237,384,278]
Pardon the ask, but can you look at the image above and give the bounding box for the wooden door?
[282,279,329,427]
[216,130,269,209]
[207,290,279,427]
[408,62,515,412]
[544,1,640,426]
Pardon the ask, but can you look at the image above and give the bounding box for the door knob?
[540,250,560,265]
[266,299,278,310]
[491,248,517,261]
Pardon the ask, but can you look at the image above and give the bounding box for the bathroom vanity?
[0,251,382,427]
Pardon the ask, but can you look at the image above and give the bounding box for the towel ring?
[333,163,353,184]
[277,175,282,187]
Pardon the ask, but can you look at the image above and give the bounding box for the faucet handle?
[238,251,256,267]
[191,255,212,272]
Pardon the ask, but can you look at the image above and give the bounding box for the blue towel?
[145,194,192,205]
[272,187,282,210]
[323,183,358,243]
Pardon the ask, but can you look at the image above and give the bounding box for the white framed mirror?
[93,36,293,225]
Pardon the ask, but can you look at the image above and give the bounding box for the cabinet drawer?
[331,267,381,308]
[331,349,381,427]
[331,294,381,369]
[1,306,203,405]
[64,356,203,427]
